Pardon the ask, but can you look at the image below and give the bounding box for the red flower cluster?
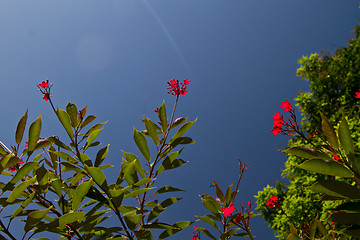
[334,156,341,162]
[9,159,24,172]
[355,90,360,98]
[222,202,235,217]
[271,99,297,135]
[192,226,199,240]
[266,195,281,209]
[167,79,190,96]
[37,79,52,101]
[271,111,284,135]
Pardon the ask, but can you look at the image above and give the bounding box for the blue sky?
[0,1,359,239]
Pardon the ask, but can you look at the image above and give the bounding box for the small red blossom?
[39,79,49,88]
[334,156,341,162]
[222,202,235,217]
[25,141,28,148]
[167,79,190,96]
[43,94,49,101]
[355,91,360,98]
[8,160,24,172]
[280,99,292,112]
[192,233,199,240]
[266,195,281,209]
[193,226,198,231]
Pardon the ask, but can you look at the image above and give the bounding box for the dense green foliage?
[256,25,360,239]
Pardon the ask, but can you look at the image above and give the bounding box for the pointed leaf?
[159,221,193,239]
[15,109,28,145]
[7,176,36,203]
[154,186,184,195]
[84,129,102,151]
[85,166,109,194]
[309,179,360,199]
[66,102,78,128]
[158,100,167,132]
[201,194,223,216]
[3,161,39,192]
[59,212,86,226]
[95,144,109,167]
[80,115,97,129]
[47,136,72,151]
[297,159,353,177]
[73,179,93,210]
[285,146,331,160]
[170,118,197,143]
[11,191,36,219]
[320,112,339,150]
[24,206,51,232]
[84,122,107,137]
[224,183,233,206]
[56,109,74,139]
[124,214,142,230]
[339,116,354,155]
[28,114,42,153]
[147,197,181,222]
[196,215,219,230]
[143,117,160,146]
[170,117,187,130]
[133,128,150,162]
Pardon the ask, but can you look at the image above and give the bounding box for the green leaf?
[170,118,197,143]
[49,150,77,164]
[34,139,52,152]
[72,179,93,210]
[201,194,223,217]
[297,158,354,177]
[84,129,102,151]
[159,221,193,239]
[85,166,109,194]
[24,206,51,232]
[154,186,184,195]
[320,112,339,150]
[84,122,107,137]
[28,114,42,154]
[158,100,167,132]
[197,227,217,240]
[331,212,360,224]
[124,187,153,199]
[309,179,360,199]
[170,117,187,130]
[11,191,36,219]
[47,136,73,151]
[224,183,233,206]
[66,102,78,128]
[133,128,151,162]
[78,105,87,125]
[56,108,74,139]
[338,116,354,155]
[214,182,225,204]
[3,161,39,192]
[58,212,86,226]
[309,215,318,239]
[0,144,8,156]
[95,144,109,167]
[285,146,331,160]
[143,117,160,146]
[147,197,181,222]
[7,176,36,203]
[196,215,219,230]
[49,173,63,198]
[80,115,97,129]
[124,214,142,230]
[15,109,28,145]
[0,154,12,173]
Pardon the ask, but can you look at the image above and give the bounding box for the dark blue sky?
[0,1,359,239]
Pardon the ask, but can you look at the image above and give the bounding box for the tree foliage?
[256,25,360,239]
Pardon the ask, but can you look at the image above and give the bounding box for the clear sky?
[0,1,359,239]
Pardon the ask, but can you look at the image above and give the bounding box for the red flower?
[25,141,28,148]
[192,233,199,240]
[280,99,292,111]
[43,94,49,101]
[334,156,341,162]
[222,202,235,217]
[266,195,281,209]
[271,111,284,135]
[9,160,24,172]
[355,91,360,98]
[167,79,190,96]
[193,226,198,231]
[39,79,49,88]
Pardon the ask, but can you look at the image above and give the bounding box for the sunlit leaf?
[285,146,331,160]
[95,144,109,167]
[170,118,197,143]
[2,161,39,192]
[7,176,36,203]
[297,158,353,177]
[159,221,193,239]
[72,179,93,210]
[320,112,339,150]
[124,214,142,230]
[147,197,181,222]
[15,109,28,145]
[66,102,78,128]
[84,129,102,151]
[47,136,72,151]
[158,100,167,132]
[24,206,51,232]
[28,114,42,154]
[143,117,160,146]
[196,215,219,230]
[80,115,97,129]
[56,108,74,139]
[133,128,151,162]
[154,186,184,195]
